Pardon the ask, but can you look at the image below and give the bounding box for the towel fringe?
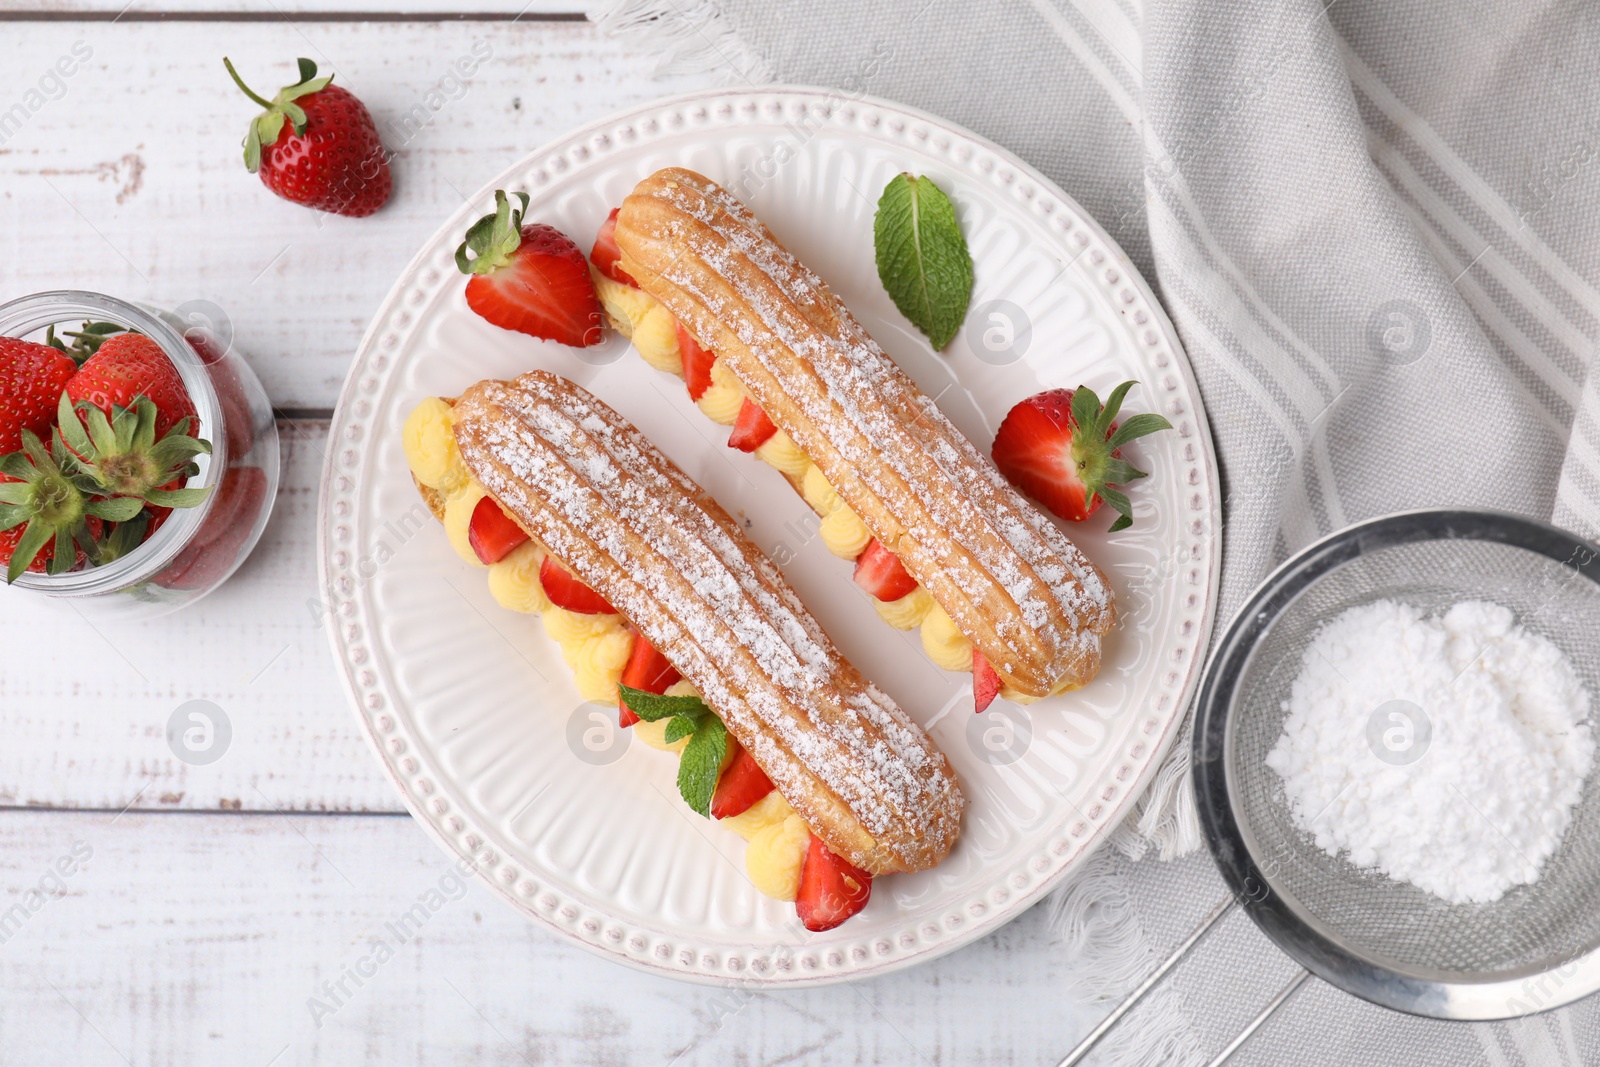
[1047,843,1206,1066]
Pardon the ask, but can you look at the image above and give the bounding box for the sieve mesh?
[1227,538,1600,980]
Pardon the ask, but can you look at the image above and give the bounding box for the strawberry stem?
[223,57,274,109]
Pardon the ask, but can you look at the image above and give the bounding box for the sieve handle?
[1204,969,1311,1066]
[1055,896,1237,1067]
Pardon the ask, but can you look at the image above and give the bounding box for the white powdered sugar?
[1265,598,1594,904]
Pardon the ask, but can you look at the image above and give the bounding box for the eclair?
[402,370,964,929]
[592,168,1115,701]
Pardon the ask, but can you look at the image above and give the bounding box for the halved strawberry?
[467,495,528,565]
[972,648,1001,713]
[618,629,681,727]
[711,736,775,819]
[678,323,716,401]
[590,207,637,287]
[852,537,918,602]
[990,382,1171,532]
[458,190,604,348]
[538,555,616,614]
[727,399,778,452]
[795,834,872,932]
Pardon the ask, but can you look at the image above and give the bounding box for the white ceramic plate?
[319,87,1221,986]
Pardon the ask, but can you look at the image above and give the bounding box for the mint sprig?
[618,685,728,816]
[873,173,974,350]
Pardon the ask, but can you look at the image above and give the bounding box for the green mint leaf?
[617,684,711,723]
[677,713,727,817]
[873,173,973,350]
[663,715,696,745]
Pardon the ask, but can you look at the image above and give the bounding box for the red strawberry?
[795,834,872,932]
[710,736,775,819]
[990,381,1171,532]
[61,334,210,513]
[225,57,391,218]
[466,496,528,565]
[852,537,918,602]
[538,555,616,615]
[0,337,76,460]
[590,207,637,287]
[678,324,717,401]
[617,630,681,727]
[457,190,604,347]
[158,466,270,590]
[66,332,197,441]
[972,649,1001,713]
[727,399,778,452]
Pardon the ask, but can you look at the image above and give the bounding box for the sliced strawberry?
[458,191,604,348]
[467,495,529,565]
[795,834,872,932]
[618,629,681,727]
[678,323,716,401]
[991,382,1172,533]
[972,648,1001,713]
[727,399,778,452]
[852,537,918,602]
[590,207,637,287]
[538,555,617,614]
[711,735,775,819]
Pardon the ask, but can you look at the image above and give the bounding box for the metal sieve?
[1056,510,1600,1067]
[1193,509,1600,1021]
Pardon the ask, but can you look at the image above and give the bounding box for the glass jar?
[0,290,279,618]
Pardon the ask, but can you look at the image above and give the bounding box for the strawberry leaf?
[6,520,50,583]
[873,173,973,350]
[83,496,146,522]
[1107,412,1173,450]
[456,190,529,276]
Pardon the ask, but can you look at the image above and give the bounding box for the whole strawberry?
[0,337,76,458]
[67,332,197,440]
[224,57,391,218]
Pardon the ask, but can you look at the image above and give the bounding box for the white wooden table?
[0,5,1103,1062]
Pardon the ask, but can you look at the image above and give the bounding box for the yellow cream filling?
[801,463,843,515]
[594,270,682,375]
[754,430,811,478]
[441,483,488,568]
[403,396,469,495]
[921,602,975,673]
[874,586,935,630]
[696,383,745,425]
[745,814,811,902]
[487,541,550,614]
[819,504,872,559]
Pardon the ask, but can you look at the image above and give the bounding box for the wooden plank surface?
[0,18,707,410]
[10,2,582,14]
[0,418,405,814]
[0,810,1099,1065]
